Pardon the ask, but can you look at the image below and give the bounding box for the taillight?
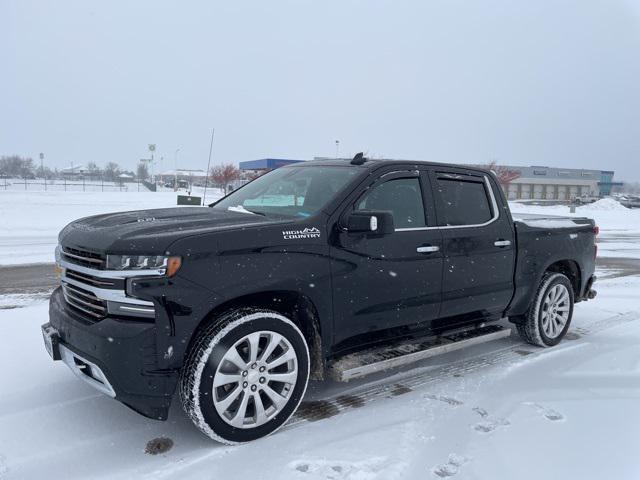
[593,225,599,236]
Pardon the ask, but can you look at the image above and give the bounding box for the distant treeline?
[0,155,137,182]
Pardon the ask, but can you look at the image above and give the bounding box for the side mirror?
[346,211,394,234]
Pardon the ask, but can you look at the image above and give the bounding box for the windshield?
[213,166,360,218]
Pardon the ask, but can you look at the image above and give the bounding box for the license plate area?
[42,323,61,361]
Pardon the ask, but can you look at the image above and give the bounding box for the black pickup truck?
[42,157,597,444]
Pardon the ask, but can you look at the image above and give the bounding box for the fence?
[141,180,157,192]
[0,177,150,192]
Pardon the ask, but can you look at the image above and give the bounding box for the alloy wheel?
[541,284,571,338]
[212,331,298,429]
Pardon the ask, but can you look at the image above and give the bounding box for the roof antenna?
[351,152,367,165]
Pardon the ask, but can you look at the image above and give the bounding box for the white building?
[500,165,620,201]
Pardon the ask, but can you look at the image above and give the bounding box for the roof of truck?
[291,158,492,175]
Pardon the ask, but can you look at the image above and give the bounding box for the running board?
[329,325,511,382]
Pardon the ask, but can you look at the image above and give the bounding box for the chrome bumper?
[59,344,116,398]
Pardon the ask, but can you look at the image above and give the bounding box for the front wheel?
[180,309,310,444]
[516,272,574,347]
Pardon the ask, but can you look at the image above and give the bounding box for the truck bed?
[511,212,594,230]
[506,212,597,317]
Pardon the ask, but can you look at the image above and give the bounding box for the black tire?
[516,272,575,347]
[180,308,310,444]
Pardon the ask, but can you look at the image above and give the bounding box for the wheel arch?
[509,258,582,323]
[186,290,326,380]
[544,259,581,298]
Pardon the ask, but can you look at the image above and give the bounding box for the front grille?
[65,268,121,289]
[61,247,106,269]
[62,282,107,319]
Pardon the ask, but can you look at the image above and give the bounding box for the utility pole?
[335,140,340,159]
[203,128,215,205]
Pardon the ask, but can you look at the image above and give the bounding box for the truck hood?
[59,207,279,254]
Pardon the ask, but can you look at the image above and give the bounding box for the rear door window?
[433,176,494,226]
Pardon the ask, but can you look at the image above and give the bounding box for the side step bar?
[329,325,511,382]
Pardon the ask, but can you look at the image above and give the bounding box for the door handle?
[417,245,440,253]
[494,240,512,247]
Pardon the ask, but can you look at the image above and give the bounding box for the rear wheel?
[516,272,574,347]
[180,308,310,444]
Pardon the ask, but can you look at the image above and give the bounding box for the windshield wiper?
[227,205,266,216]
[244,208,266,216]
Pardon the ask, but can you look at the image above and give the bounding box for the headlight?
[106,254,182,276]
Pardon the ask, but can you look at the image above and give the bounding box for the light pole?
[203,128,216,205]
[174,148,180,191]
[148,144,156,183]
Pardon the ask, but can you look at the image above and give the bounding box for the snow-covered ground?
[0,197,639,479]
[0,188,223,265]
[0,276,638,479]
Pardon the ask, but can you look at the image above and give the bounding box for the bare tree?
[484,161,521,186]
[103,162,120,182]
[87,162,100,180]
[210,164,240,194]
[136,162,149,180]
[35,164,53,179]
[246,169,268,181]
[0,155,35,177]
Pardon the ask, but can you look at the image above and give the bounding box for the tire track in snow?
[285,311,639,428]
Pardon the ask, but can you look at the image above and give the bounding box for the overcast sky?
[2,0,640,180]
